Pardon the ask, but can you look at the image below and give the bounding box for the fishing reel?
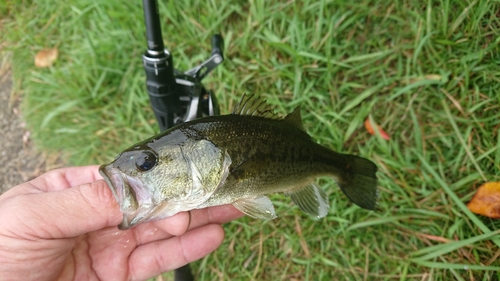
[142,0,223,132]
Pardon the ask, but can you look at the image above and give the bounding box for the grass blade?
[411,230,500,260]
[411,260,500,271]
[415,151,500,248]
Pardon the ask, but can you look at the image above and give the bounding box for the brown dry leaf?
[364,118,390,140]
[467,182,500,219]
[34,48,58,68]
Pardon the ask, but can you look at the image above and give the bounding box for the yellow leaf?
[34,48,58,68]
[407,74,442,84]
[467,182,500,219]
[364,118,390,140]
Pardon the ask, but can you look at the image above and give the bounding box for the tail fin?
[337,155,378,210]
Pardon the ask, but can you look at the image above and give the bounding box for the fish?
[99,95,378,229]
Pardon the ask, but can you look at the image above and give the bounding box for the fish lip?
[99,165,133,229]
[99,165,123,205]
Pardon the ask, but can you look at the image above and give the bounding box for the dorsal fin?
[232,94,279,119]
[283,106,305,131]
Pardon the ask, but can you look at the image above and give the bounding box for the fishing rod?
[142,0,224,280]
[142,0,223,131]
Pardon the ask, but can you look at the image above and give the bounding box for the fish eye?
[135,151,157,172]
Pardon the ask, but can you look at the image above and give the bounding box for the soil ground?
[0,53,61,194]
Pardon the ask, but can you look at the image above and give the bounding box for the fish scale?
[192,116,339,200]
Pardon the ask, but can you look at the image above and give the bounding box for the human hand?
[0,166,243,281]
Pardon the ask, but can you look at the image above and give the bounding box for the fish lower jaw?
[119,205,157,230]
[118,201,196,230]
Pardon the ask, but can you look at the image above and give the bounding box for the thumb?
[2,180,123,239]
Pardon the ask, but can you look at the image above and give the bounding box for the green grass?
[3,0,500,280]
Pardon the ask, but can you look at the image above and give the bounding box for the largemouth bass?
[100,95,378,229]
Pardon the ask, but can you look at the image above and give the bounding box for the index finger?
[0,165,105,201]
[150,205,244,237]
[31,165,103,192]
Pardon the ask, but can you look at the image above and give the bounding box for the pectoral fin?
[233,196,277,219]
[286,182,330,218]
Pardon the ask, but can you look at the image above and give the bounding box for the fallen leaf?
[22,130,30,145]
[467,182,500,219]
[364,117,390,140]
[408,74,442,84]
[424,74,442,81]
[34,48,58,68]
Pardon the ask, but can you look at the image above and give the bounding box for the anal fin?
[232,196,277,219]
[286,182,330,218]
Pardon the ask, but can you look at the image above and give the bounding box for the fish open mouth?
[99,165,130,208]
[99,165,141,229]
[99,165,158,229]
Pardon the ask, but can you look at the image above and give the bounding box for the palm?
[77,227,139,280]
